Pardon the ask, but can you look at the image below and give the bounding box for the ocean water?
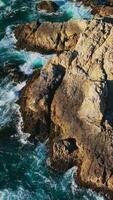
[0,0,105,200]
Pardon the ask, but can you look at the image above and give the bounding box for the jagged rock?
[36,1,59,13]
[92,6,113,17]
[20,19,113,199]
[50,19,113,199]
[15,20,87,53]
[49,137,79,172]
[20,62,65,141]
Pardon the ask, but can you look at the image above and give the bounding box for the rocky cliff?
[15,15,113,200]
[15,20,87,53]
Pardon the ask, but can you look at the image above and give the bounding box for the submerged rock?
[20,18,113,199]
[0,63,27,83]
[15,20,87,53]
[36,1,59,13]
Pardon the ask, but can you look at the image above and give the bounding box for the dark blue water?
[0,0,105,199]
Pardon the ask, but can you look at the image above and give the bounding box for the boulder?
[36,1,59,13]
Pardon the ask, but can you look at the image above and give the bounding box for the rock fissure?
[16,17,113,199]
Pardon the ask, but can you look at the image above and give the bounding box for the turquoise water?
[0,0,105,199]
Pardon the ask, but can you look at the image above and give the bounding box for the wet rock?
[20,62,65,141]
[15,20,87,53]
[0,63,27,83]
[49,137,78,172]
[36,1,59,13]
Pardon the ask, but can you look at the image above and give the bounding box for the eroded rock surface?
[15,20,87,53]
[20,19,113,199]
[20,62,65,141]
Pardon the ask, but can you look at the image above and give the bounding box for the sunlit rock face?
[20,19,113,199]
[0,0,109,200]
[15,20,87,53]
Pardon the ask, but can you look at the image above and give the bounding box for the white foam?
[15,106,30,144]
[0,26,16,49]
[87,189,105,200]
[0,26,52,76]
[0,79,25,128]
[0,0,5,7]
[19,51,52,75]
[60,1,92,19]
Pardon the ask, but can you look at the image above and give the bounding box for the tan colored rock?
[108,176,113,190]
[15,20,87,53]
[92,6,113,17]
[20,19,113,199]
[50,19,113,197]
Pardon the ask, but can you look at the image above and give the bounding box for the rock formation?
[18,18,113,199]
[76,0,113,17]
[77,0,113,6]
[36,1,59,13]
[15,20,87,53]
[92,5,113,17]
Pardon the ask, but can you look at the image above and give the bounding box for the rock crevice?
[18,18,113,199]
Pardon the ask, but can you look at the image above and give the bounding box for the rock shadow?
[104,80,113,126]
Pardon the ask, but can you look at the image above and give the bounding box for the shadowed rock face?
[76,0,113,6]
[15,20,87,53]
[20,62,65,141]
[19,19,113,199]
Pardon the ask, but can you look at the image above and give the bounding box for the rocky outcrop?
[20,61,65,141]
[50,19,113,199]
[76,0,113,17]
[92,5,113,17]
[19,19,113,199]
[77,0,113,6]
[36,1,59,13]
[15,20,87,53]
